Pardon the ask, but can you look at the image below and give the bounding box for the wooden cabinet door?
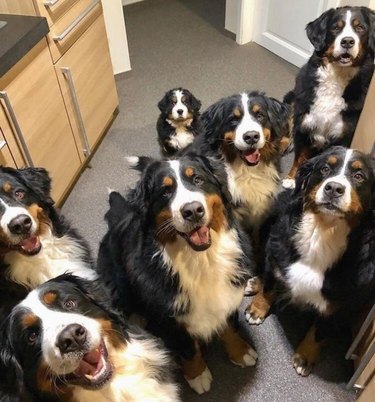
[0,39,81,202]
[0,127,16,167]
[55,11,118,159]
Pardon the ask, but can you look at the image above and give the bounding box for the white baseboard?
[122,0,144,6]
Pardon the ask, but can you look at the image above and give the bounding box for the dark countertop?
[0,14,49,79]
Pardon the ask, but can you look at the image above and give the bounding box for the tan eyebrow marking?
[22,313,38,327]
[185,167,194,177]
[2,182,12,192]
[252,104,261,113]
[233,108,242,117]
[351,160,363,169]
[43,291,57,305]
[327,156,337,164]
[163,176,173,186]
[337,20,344,28]
[352,19,360,27]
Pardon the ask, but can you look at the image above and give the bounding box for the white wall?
[102,0,131,74]
[225,0,238,34]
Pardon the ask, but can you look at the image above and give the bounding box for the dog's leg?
[293,324,323,377]
[245,289,274,325]
[244,276,262,296]
[221,322,258,367]
[283,145,311,189]
[182,339,212,395]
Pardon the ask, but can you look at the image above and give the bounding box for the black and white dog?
[247,146,375,376]
[189,91,291,231]
[283,6,375,188]
[0,274,179,402]
[0,167,95,321]
[157,88,202,155]
[97,154,257,394]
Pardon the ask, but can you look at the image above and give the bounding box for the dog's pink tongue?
[75,349,102,376]
[244,149,260,164]
[20,236,40,253]
[189,227,210,246]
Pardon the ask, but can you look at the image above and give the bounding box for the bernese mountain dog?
[97,154,257,394]
[0,274,179,402]
[0,167,95,321]
[157,88,202,155]
[283,6,375,189]
[190,91,291,232]
[246,146,375,376]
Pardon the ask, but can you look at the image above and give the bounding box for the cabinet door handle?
[53,0,100,42]
[60,67,91,157]
[44,0,60,7]
[0,91,34,167]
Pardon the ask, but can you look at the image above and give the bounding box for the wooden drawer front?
[0,40,81,202]
[33,0,78,27]
[47,0,102,63]
[0,129,16,168]
[0,1,36,15]
[56,13,118,157]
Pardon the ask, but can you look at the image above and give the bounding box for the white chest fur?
[162,228,245,340]
[5,230,96,289]
[286,212,350,314]
[302,64,359,147]
[72,337,179,402]
[225,158,279,227]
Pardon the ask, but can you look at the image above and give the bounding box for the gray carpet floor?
[62,0,356,400]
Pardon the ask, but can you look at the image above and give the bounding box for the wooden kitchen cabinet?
[55,11,118,157]
[0,39,81,201]
[0,128,16,167]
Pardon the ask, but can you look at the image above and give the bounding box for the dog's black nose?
[243,131,260,145]
[341,36,355,49]
[181,201,205,222]
[56,324,87,354]
[8,215,32,235]
[324,181,345,199]
[177,109,184,115]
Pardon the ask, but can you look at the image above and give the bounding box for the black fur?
[156,88,202,155]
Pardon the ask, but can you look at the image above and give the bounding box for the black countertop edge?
[0,14,49,79]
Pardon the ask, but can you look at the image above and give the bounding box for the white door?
[242,0,374,68]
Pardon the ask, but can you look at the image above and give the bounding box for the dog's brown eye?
[27,330,38,345]
[193,175,204,186]
[354,172,364,182]
[64,300,76,310]
[15,190,25,200]
[320,165,330,174]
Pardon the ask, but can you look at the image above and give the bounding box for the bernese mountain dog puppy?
[97,154,257,394]
[0,167,95,321]
[190,91,291,232]
[246,146,375,376]
[0,274,179,402]
[283,6,375,189]
[157,88,202,155]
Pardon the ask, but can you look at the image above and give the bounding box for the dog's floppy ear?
[201,100,228,145]
[184,90,201,113]
[364,8,375,52]
[265,97,291,139]
[157,91,170,112]
[306,8,334,52]
[294,157,318,195]
[18,167,54,205]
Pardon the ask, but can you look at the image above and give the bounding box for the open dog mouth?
[337,53,353,65]
[241,149,260,166]
[318,202,344,214]
[62,342,113,390]
[179,226,211,251]
[8,235,42,256]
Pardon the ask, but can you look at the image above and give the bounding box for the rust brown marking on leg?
[205,194,227,232]
[2,182,12,193]
[42,292,57,305]
[245,290,274,323]
[327,156,337,165]
[182,340,207,380]
[294,325,323,372]
[22,313,38,328]
[162,176,173,187]
[351,160,363,170]
[185,167,194,177]
[280,136,290,153]
[286,149,311,180]
[221,323,252,366]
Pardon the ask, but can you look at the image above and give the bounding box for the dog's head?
[0,167,54,256]
[1,275,125,398]
[127,154,231,251]
[157,88,201,121]
[201,91,291,166]
[306,6,375,66]
[295,146,374,222]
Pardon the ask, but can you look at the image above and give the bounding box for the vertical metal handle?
[44,0,60,6]
[60,67,91,157]
[0,91,34,167]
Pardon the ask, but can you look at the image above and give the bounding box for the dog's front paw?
[245,302,267,325]
[282,178,296,189]
[231,347,258,368]
[293,353,313,377]
[185,367,213,395]
[244,276,261,296]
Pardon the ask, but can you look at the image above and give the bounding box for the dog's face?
[0,167,53,256]
[157,88,201,121]
[3,275,122,395]
[128,155,230,251]
[295,147,374,220]
[202,91,290,166]
[306,6,375,66]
